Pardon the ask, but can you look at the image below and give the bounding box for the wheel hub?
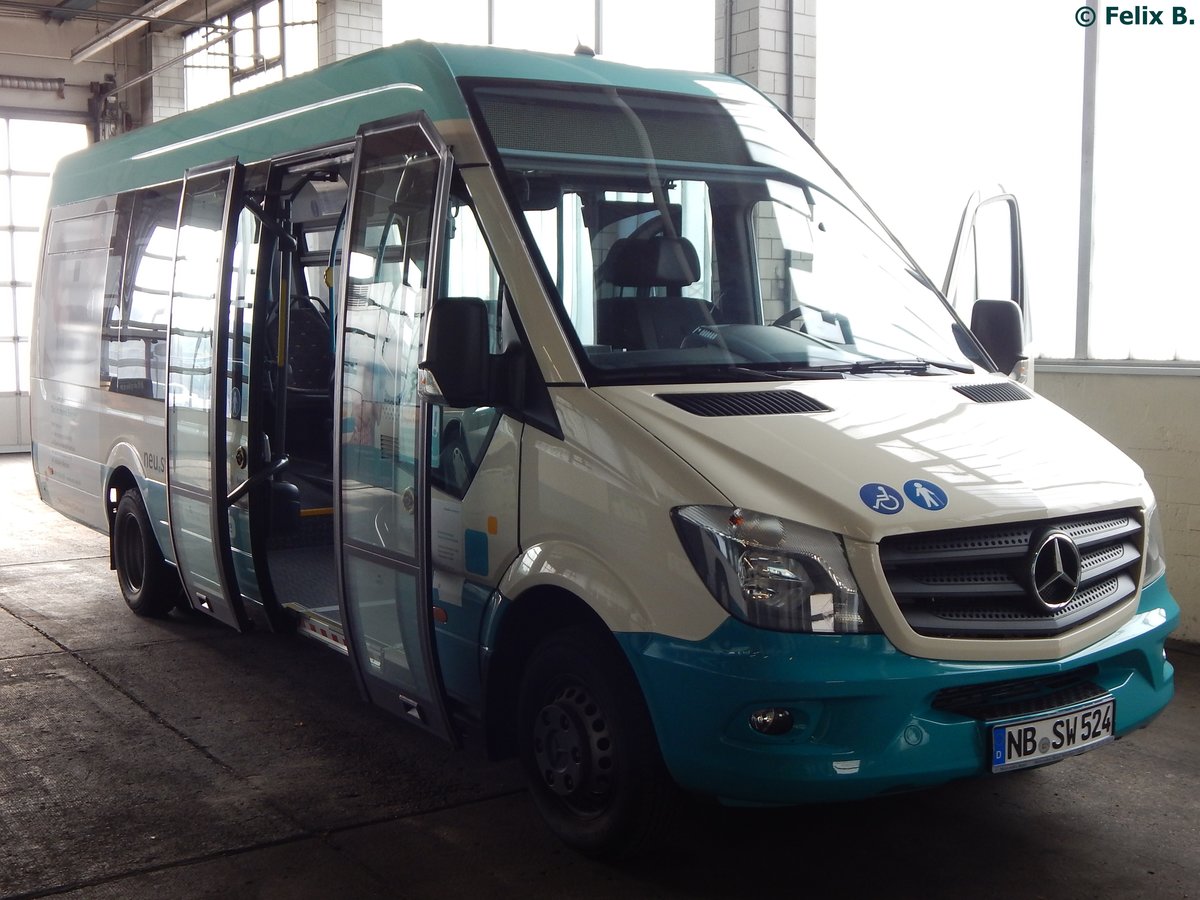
[531,684,614,810]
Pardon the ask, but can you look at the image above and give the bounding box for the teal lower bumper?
[616,578,1178,805]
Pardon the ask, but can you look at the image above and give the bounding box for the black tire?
[113,487,178,618]
[517,627,676,858]
[442,428,472,497]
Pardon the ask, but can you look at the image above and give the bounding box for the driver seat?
[595,236,713,350]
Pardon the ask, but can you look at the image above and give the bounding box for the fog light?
[749,708,794,735]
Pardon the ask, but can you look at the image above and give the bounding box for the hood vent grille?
[954,382,1031,403]
[658,390,831,417]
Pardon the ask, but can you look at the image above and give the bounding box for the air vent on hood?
[954,382,1031,403]
[658,390,831,417]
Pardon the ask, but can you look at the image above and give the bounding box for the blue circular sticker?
[904,479,948,511]
[860,483,904,515]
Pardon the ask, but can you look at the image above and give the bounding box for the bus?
[30,40,1177,857]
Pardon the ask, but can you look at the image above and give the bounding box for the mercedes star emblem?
[1029,531,1083,611]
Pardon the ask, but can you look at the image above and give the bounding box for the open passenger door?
[943,189,1032,383]
[165,161,248,631]
[334,114,458,744]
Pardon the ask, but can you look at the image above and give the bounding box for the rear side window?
[39,197,117,387]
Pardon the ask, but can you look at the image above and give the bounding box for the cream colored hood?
[596,376,1150,543]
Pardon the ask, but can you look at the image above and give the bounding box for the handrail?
[226,454,289,505]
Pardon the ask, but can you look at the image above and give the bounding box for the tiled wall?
[148,33,186,124]
[318,0,384,66]
[716,0,816,137]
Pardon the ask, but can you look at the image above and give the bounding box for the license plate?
[991,697,1115,773]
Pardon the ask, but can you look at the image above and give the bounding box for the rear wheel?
[517,627,676,858]
[113,487,178,617]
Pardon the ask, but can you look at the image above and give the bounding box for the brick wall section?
[318,0,383,66]
[1037,372,1199,644]
[715,0,816,320]
[715,0,816,138]
[148,32,186,123]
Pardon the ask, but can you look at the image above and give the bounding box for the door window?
[337,119,454,736]
[166,164,245,630]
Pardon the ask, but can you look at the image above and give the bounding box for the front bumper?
[617,578,1178,805]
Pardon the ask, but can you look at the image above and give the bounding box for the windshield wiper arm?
[740,363,849,380]
[814,358,975,375]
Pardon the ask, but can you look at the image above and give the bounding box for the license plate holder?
[991,696,1115,773]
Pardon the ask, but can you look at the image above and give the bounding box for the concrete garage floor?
[1,452,1197,900]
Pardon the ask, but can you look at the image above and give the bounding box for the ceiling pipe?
[70,0,195,64]
[0,73,65,97]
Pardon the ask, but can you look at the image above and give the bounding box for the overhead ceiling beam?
[0,0,206,30]
[46,0,99,23]
[69,0,196,63]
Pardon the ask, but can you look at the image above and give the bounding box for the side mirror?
[970,298,1025,378]
[422,298,490,408]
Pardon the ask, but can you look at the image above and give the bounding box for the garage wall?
[0,18,125,120]
[1037,371,1199,644]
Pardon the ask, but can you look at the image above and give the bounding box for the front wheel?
[113,487,178,617]
[517,627,676,858]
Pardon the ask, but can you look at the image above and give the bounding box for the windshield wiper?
[737,363,849,380]
[813,358,975,375]
[687,364,851,382]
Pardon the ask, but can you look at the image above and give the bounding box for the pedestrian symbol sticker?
[859,483,904,515]
[904,479,948,511]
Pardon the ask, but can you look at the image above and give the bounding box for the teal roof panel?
[50,41,741,206]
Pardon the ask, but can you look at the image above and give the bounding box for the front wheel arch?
[482,586,614,761]
[516,625,676,857]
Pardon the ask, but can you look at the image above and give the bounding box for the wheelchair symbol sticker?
[859,483,904,515]
[904,479,948,511]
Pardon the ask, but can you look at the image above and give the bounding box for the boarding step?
[287,603,348,655]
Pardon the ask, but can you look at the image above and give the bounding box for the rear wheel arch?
[110,478,179,617]
[104,466,140,569]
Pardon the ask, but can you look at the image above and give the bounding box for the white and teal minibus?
[30,41,1177,856]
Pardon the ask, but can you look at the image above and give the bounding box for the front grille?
[880,509,1143,638]
[932,665,1106,720]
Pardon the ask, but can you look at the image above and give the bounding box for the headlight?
[1142,499,1167,587]
[671,506,878,633]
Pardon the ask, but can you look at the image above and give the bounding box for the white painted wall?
[1037,372,1199,643]
[0,17,123,119]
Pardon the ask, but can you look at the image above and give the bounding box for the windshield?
[469,79,986,384]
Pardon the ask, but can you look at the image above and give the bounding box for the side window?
[430,200,504,499]
[39,197,117,388]
[101,185,181,399]
[523,193,594,343]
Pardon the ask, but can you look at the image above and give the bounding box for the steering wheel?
[772,307,806,330]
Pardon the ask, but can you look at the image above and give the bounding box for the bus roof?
[49,40,740,206]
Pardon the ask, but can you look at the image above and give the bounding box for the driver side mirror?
[970,298,1026,378]
[421,298,491,408]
